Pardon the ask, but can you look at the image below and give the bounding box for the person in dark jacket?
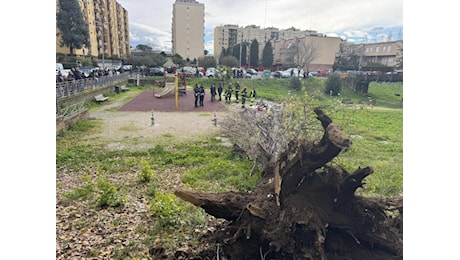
[199,84,205,106]
[210,83,216,102]
[235,82,240,103]
[225,84,233,104]
[241,87,248,108]
[217,81,224,101]
[193,84,200,107]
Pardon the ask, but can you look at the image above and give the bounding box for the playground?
[119,72,228,113]
[118,88,228,112]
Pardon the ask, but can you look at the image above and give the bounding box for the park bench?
[94,94,109,102]
[120,85,130,92]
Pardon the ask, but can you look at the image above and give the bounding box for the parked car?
[308,71,318,77]
[147,67,164,76]
[179,66,196,77]
[197,67,205,77]
[206,67,217,77]
[262,69,272,78]
[247,68,258,76]
[272,71,283,78]
[280,68,304,78]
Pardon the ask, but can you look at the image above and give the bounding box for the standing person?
[193,83,200,107]
[235,82,240,103]
[199,84,205,106]
[241,87,248,108]
[225,84,233,104]
[249,87,257,103]
[217,81,224,101]
[210,83,216,102]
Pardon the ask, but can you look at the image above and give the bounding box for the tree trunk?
[174,108,402,259]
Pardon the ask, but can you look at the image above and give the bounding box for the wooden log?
[174,189,250,220]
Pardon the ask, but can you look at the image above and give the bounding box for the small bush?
[289,77,302,91]
[150,192,184,230]
[95,172,126,208]
[324,74,342,96]
[138,158,156,183]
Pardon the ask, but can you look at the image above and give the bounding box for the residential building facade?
[213,24,322,60]
[359,40,402,68]
[56,0,130,60]
[272,35,342,72]
[172,0,205,61]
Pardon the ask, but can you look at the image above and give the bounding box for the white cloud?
[119,0,402,53]
[129,22,171,51]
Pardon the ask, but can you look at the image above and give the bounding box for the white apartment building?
[172,0,205,61]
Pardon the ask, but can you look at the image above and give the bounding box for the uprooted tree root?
[174,108,402,259]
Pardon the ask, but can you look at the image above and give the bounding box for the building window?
[387,46,392,52]
[376,46,380,52]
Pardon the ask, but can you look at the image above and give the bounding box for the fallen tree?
[174,106,402,259]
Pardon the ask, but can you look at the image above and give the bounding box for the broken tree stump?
[175,108,402,259]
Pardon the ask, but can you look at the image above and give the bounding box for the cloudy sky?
[117,0,402,55]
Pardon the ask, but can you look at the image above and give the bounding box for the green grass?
[57,77,403,256]
[368,82,403,108]
[332,108,403,197]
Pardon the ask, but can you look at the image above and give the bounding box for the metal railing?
[56,100,86,117]
[56,72,130,99]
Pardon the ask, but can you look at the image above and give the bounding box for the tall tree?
[218,47,227,64]
[220,56,239,68]
[249,39,259,68]
[56,0,89,56]
[172,54,185,67]
[232,44,240,60]
[198,56,217,69]
[288,38,319,70]
[241,42,248,67]
[136,44,153,53]
[261,41,273,68]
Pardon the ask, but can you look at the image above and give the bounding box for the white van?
[56,63,64,74]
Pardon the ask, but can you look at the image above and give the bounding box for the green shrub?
[289,77,302,91]
[95,172,126,208]
[324,74,342,96]
[150,192,184,230]
[138,158,156,183]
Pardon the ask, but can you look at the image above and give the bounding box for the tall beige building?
[56,0,130,60]
[172,0,204,61]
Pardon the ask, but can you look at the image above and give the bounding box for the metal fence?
[56,101,86,117]
[56,72,130,99]
[56,72,131,118]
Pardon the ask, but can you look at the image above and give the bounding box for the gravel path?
[86,91,232,150]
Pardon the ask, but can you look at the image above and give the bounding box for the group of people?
[193,83,206,107]
[193,81,257,108]
[56,67,122,83]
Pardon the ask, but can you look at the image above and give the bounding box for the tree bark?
[175,108,402,259]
